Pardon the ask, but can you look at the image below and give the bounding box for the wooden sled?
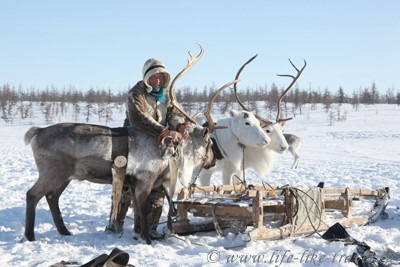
[171,184,389,241]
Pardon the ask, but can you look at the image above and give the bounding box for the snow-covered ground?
[1,103,399,266]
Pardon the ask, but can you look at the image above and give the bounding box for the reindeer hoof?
[25,235,35,242]
[59,229,72,236]
[105,223,124,234]
[140,233,152,245]
[149,229,164,241]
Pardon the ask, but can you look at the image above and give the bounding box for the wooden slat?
[323,188,382,196]
[172,219,235,235]
[190,205,254,219]
[253,191,264,228]
[324,199,345,210]
[342,188,352,217]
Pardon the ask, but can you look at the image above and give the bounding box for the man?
[106,58,192,240]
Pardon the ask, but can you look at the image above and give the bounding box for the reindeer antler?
[275,59,307,122]
[233,54,273,126]
[233,54,257,111]
[205,79,240,133]
[233,56,307,125]
[168,43,204,124]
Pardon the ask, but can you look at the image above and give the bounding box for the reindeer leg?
[46,181,71,236]
[198,168,213,186]
[292,155,300,169]
[133,209,141,235]
[161,181,177,217]
[161,184,175,233]
[135,184,152,245]
[139,200,151,244]
[127,186,144,236]
[25,182,46,241]
[128,187,141,235]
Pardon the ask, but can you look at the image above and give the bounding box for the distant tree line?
[1,82,399,124]
[0,85,127,124]
[1,81,399,105]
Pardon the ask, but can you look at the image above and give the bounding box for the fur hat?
[142,58,171,92]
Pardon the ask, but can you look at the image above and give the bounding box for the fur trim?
[142,58,171,92]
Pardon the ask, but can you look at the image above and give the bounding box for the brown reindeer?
[24,44,238,244]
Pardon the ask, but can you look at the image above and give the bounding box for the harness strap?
[240,145,247,187]
[211,137,224,160]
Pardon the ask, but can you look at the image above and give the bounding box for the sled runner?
[171,183,389,241]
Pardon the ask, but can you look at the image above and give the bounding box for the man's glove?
[158,129,182,144]
[175,122,193,139]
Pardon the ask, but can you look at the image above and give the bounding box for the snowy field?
[1,103,400,266]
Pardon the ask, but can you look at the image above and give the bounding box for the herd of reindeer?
[23,44,305,244]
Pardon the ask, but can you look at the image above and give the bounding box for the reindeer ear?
[229,109,236,117]
[243,112,249,118]
[280,120,287,127]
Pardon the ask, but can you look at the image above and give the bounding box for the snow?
[1,103,400,266]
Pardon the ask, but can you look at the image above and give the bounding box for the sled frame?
[172,184,389,241]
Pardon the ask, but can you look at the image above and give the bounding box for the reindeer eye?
[266,129,271,133]
[245,122,250,126]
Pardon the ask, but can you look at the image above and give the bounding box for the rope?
[211,203,224,236]
[281,186,328,237]
[240,144,247,187]
[259,176,279,191]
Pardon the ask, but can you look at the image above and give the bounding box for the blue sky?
[1,1,399,95]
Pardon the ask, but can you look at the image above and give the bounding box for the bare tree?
[322,89,333,112]
[42,103,54,124]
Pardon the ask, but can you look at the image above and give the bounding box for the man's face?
[148,73,165,89]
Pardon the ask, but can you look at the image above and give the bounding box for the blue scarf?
[149,88,166,103]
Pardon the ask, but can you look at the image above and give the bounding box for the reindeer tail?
[24,127,41,145]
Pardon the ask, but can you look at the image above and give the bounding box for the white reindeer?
[198,55,307,186]
[194,109,273,186]
[197,119,288,186]
[179,109,271,187]
[283,133,303,169]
